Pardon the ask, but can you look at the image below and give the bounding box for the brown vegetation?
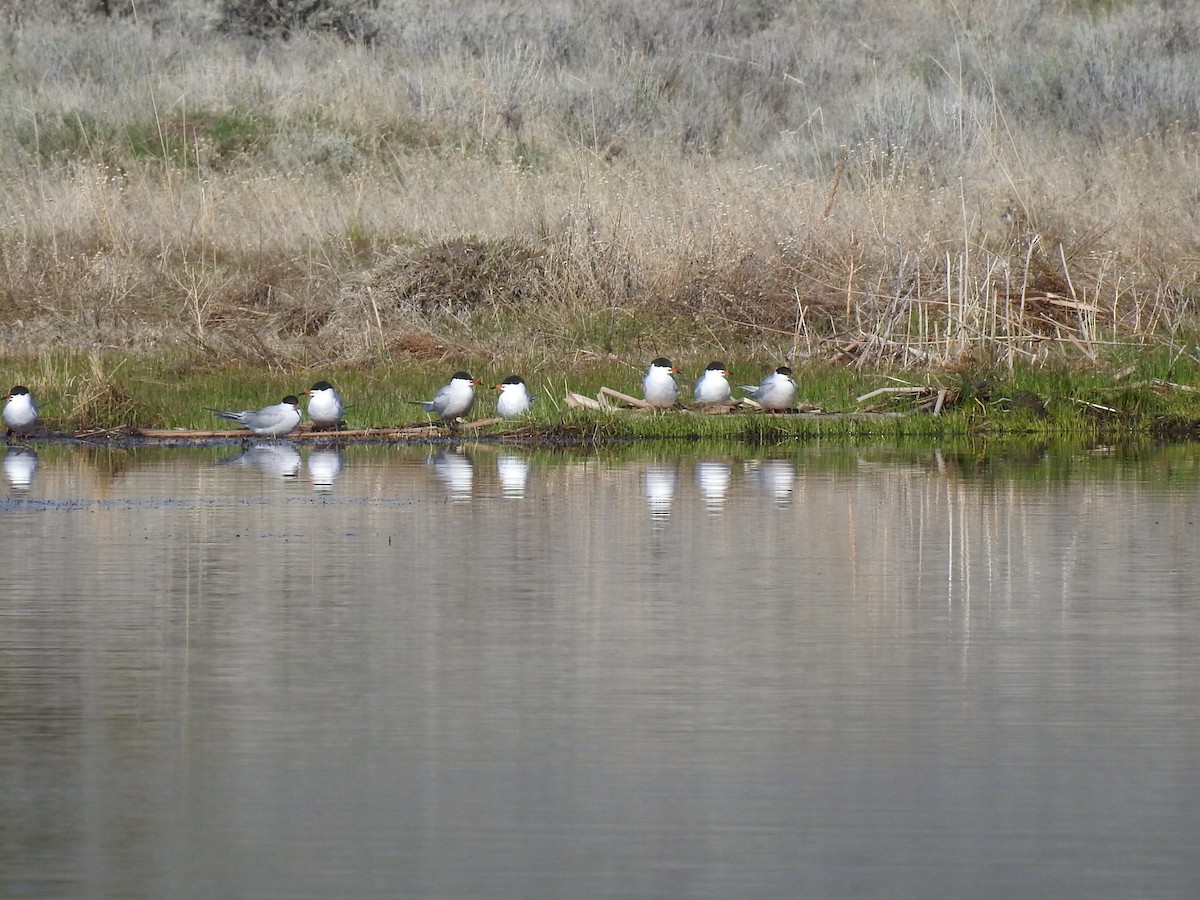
[2,0,1199,377]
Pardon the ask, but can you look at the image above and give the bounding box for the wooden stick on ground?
[855,386,930,403]
[1071,398,1118,413]
[458,417,502,430]
[598,386,652,409]
[564,392,603,410]
[131,426,445,440]
[1125,379,1200,394]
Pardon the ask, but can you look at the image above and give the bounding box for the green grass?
[8,348,1200,444]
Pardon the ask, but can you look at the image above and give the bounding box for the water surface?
[2,440,1198,898]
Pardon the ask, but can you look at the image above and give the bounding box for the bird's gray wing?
[207,407,249,423]
[426,384,453,414]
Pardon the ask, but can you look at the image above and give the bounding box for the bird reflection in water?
[747,458,796,505]
[3,447,38,491]
[221,443,302,479]
[643,464,677,521]
[307,449,343,492]
[496,454,530,499]
[695,461,732,514]
[431,447,474,501]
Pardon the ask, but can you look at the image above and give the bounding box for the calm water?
[1,440,1198,898]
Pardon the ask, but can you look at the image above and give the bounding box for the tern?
[304,381,345,430]
[208,396,302,437]
[692,361,732,405]
[495,375,535,418]
[2,386,38,438]
[423,372,478,421]
[740,366,796,412]
[642,358,680,409]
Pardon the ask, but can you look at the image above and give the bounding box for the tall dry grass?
[1,0,1199,375]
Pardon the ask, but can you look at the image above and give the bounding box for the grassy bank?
[2,1,1200,439]
[6,348,1200,443]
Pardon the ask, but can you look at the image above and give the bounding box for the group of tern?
[206,373,539,437]
[2,362,795,440]
[204,374,535,437]
[643,359,797,412]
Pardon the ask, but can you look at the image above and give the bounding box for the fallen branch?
[1126,379,1200,394]
[855,386,930,403]
[458,417,503,430]
[565,391,603,410]
[599,386,652,409]
[1071,398,1117,413]
[132,426,446,440]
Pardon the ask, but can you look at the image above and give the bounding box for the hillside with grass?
[2,0,1200,430]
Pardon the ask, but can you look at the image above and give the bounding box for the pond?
[2,439,1198,898]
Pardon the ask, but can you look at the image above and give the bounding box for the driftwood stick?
[855,386,930,403]
[599,386,652,409]
[1044,297,1102,313]
[1125,379,1200,394]
[458,417,503,430]
[133,428,245,439]
[131,426,445,440]
[1071,398,1117,413]
[565,391,603,410]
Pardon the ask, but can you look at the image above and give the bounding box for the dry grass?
[31,350,138,428]
[1,1,1199,376]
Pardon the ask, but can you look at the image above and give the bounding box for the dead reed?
[0,1,1198,381]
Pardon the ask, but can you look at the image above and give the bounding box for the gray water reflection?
[694,460,731,513]
[2,446,38,491]
[221,442,303,479]
[643,463,677,521]
[306,448,344,492]
[1,442,1199,898]
[496,453,530,499]
[430,446,474,501]
[746,456,796,505]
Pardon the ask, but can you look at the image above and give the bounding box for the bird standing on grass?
[3,386,39,438]
[642,358,680,409]
[423,372,478,422]
[692,361,732,405]
[304,381,345,430]
[495,376,535,418]
[208,396,302,437]
[740,366,797,412]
